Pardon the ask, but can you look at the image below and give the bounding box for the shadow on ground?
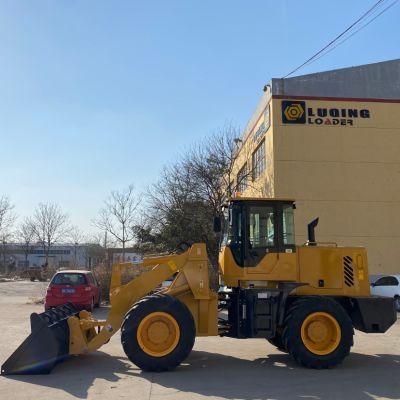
[4,349,400,399]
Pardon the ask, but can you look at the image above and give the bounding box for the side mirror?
[213,216,222,233]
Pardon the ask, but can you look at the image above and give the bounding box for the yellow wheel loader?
[1,198,397,374]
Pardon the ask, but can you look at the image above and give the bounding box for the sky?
[0,0,399,235]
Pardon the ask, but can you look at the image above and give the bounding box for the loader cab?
[219,198,296,268]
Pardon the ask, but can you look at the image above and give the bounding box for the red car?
[45,270,101,312]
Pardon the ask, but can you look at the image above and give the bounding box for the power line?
[283,0,387,77]
[282,0,394,78]
[309,0,399,66]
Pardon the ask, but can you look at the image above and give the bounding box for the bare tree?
[30,203,70,267]
[183,124,260,211]
[85,232,105,247]
[82,233,107,269]
[18,218,36,268]
[69,226,85,268]
[0,196,16,274]
[94,185,141,261]
[143,125,256,272]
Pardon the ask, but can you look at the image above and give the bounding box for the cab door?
[244,202,277,268]
[244,201,297,280]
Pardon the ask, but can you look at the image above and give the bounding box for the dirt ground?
[0,280,399,400]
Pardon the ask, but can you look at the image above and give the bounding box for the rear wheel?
[86,298,94,312]
[267,329,288,353]
[121,294,195,372]
[282,297,353,369]
[95,293,101,308]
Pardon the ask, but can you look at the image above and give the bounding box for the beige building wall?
[233,61,400,275]
[272,98,400,275]
[231,94,275,198]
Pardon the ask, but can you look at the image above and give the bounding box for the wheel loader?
[1,198,397,375]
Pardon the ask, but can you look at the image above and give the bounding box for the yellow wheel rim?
[137,312,180,357]
[300,312,341,355]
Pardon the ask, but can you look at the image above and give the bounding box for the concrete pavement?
[0,280,399,400]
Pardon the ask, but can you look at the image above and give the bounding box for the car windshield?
[51,273,87,285]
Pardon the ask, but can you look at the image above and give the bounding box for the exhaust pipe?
[307,218,319,246]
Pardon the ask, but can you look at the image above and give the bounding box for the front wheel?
[282,297,354,369]
[121,294,196,372]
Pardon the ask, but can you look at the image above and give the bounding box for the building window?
[252,140,266,180]
[31,249,71,255]
[237,163,248,193]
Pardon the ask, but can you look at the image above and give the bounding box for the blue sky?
[0,0,398,234]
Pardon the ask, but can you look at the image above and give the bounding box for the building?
[0,243,143,275]
[0,243,104,272]
[232,59,400,275]
[106,247,142,264]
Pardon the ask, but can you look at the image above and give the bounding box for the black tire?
[121,294,195,372]
[30,277,35,282]
[395,296,400,312]
[86,298,94,312]
[95,293,101,308]
[267,330,288,353]
[282,297,354,369]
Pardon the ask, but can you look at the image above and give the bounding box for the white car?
[370,275,400,311]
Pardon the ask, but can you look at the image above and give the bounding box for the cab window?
[223,204,243,265]
[249,206,275,248]
[282,204,295,246]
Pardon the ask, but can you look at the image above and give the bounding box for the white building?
[2,243,96,271]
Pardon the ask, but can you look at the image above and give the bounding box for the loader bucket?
[1,303,79,375]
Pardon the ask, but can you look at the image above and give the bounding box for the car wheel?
[87,298,94,312]
[95,293,101,308]
[395,296,400,312]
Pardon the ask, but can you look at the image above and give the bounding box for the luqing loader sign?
[281,100,371,126]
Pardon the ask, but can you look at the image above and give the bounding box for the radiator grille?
[343,256,354,287]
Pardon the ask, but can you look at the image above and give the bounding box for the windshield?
[249,205,275,248]
[51,273,87,285]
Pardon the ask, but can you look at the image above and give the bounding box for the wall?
[231,90,275,198]
[9,244,91,270]
[273,97,400,274]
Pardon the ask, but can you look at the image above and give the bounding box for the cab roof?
[229,197,296,203]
